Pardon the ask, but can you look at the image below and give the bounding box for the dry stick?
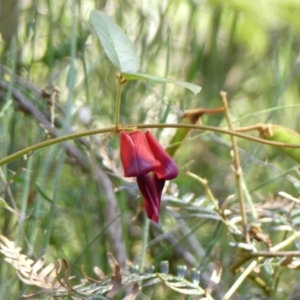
[240,250,300,258]
[220,91,249,242]
[182,106,225,120]
[234,123,267,133]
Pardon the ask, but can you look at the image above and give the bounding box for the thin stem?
[240,250,300,258]
[1,123,300,167]
[223,260,258,300]
[114,74,126,132]
[271,231,300,251]
[234,123,267,132]
[137,123,300,148]
[0,127,114,166]
[182,107,225,119]
[221,91,248,241]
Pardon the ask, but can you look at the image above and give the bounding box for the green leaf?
[90,11,201,94]
[90,10,140,73]
[260,124,300,163]
[123,73,201,94]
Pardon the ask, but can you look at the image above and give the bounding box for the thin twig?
[114,74,126,133]
[240,250,300,258]
[220,91,249,242]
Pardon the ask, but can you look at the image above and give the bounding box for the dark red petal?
[137,174,160,223]
[145,131,178,180]
[153,174,165,202]
[120,131,159,177]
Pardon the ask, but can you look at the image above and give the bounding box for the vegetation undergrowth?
[1,1,300,300]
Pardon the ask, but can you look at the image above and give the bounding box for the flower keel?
[120,130,178,222]
[137,174,160,222]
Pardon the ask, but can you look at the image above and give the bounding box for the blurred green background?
[1,0,300,299]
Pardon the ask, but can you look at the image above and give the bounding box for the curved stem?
[0,127,114,166]
[1,123,300,167]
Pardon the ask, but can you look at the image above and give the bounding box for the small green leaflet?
[123,73,201,95]
[90,10,201,94]
[90,10,140,73]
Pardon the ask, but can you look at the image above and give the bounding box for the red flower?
[120,130,178,222]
